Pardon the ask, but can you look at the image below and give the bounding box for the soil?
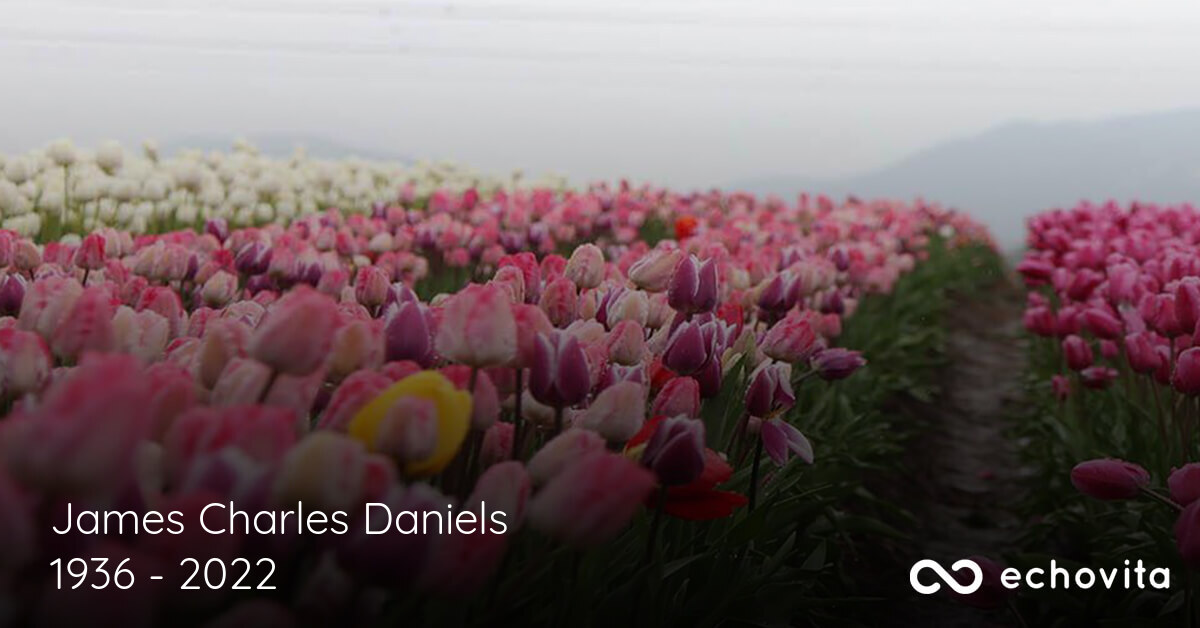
[870,277,1034,626]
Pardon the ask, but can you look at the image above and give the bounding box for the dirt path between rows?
[886,277,1033,626]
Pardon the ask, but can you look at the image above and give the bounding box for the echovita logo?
[910,558,1171,595]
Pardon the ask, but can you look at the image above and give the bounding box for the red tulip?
[1062,335,1093,371]
[1174,347,1200,395]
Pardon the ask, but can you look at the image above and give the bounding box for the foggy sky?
[4,0,1200,199]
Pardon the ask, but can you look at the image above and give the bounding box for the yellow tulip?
[348,370,472,476]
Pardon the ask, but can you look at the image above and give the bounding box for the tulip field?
[11,140,1200,625]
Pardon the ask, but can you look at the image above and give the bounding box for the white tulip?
[95,141,124,174]
[46,139,78,167]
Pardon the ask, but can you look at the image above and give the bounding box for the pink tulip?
[436,283,518,367]
[651,376,701,418]
[479,421,515,468]
[328,318,384,381]
[50,285,116,362]
[354,266,390,311]
[1082,307,1123,340]
[761,419,814,465]
[201,270,238,307]
[628,248,683,293]
[538,276,578,328]
[1178,277,1200,336]
[527,450,655,547]
[1170,463,1200,506]
[1070,459,1150,500]
[526,429,606,485]
[606,320,646,366]
[1125,332,1164,374]
[442,364,501,430]
[1062,335,1093,371]
[1174,347,1200,395]
[250,286,340,376]
[564,243,605,290]
[73,232,107,271]
[1,355,151,495]
[0,327,51,396]
[1080,366,1118,389]
[578,381,646,443]
[760,312,822,364]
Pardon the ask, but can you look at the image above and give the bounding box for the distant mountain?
[162,133,410,163]
[738,108,1200,247]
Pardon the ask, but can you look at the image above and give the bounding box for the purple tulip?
[385,301,434,367]
[745,360,795,418]
[811,348,866,380]
[529,330,590,409]
[667,255,717,315]
[640,416,705,486]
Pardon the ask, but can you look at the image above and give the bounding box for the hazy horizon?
[6,0,1200,245]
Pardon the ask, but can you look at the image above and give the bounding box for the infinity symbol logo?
[909,558,983,595]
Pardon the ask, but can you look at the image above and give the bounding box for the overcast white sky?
[3,0,1200,189]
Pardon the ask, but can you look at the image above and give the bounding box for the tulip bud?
[12,240,40,273]
[73,233,107,271]
[234,242,272,276]
[51,286,116,362]
[478,422,514,468]
[628,249,683,293]
[1070,459,1150,500]
[1083,307,1123,340]
[490,265,526,305]
[435,283,518,367]
[201,271,238,308]
[1125,332,1164,374]
[757,273,796,315]
[328,318,384,382]
[384,301,434,367]
[528,331,590,409]
[1175,347,1200,395]
[1178,278,1200,336]
[205,218,229,243]
[250,287,340,377]
[354,266,390,312]
[527,451,655,547]
[662,320,711,375]
[650,376,701,418]
[0,273,25,317]
[564,243,605,290]
[1062,335,1093,371]
[0,328,51,396]
[578,381,646,443]
[1170,464,1200,507]
[760,312,822,364]
[539,276,578,328]
[498,252,542,304]
[667,255,717,315]
[745,360,795,417]
[811,348,866,380]
[641,416,705,486]
[606,320,646,366]
[526,429,606,485]
[512,303,554,368]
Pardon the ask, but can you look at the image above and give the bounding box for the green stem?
[643,485,667,565]
[748,436,764,511]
